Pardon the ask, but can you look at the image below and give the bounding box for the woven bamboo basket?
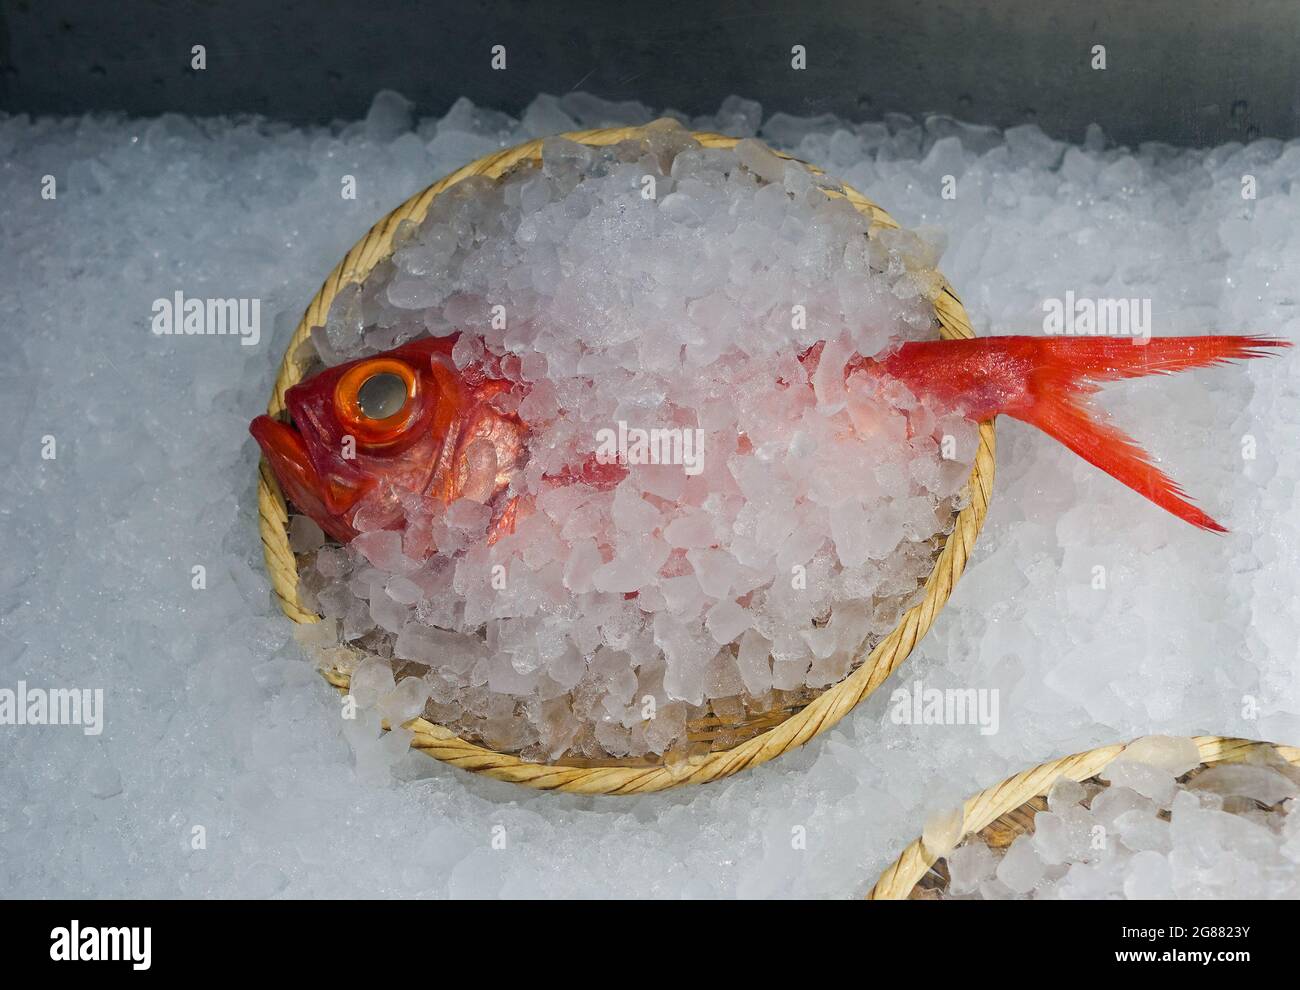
[255,124,997,794]
[867,734,1300,898]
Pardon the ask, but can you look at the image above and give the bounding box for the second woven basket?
[868,735,1300,898]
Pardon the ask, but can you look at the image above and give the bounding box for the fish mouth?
[250,414,363,542]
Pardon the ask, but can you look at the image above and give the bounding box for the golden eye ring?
[334,358,421,446]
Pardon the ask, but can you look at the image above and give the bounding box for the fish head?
[251,334,525,545]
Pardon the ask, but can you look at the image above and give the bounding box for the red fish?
[252,336,525,546]
[251,333,1287,548]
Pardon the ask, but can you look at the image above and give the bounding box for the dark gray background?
[3,0,1298,147]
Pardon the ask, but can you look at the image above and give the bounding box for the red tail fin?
[1008,335,1289,532]
[1025,335,1289,383]
[1016,390,1229,531]
[872,334,1288,531]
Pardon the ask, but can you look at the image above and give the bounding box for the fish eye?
[334,357,423,447]
[356,371,408,420]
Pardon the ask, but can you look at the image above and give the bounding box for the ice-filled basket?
[254,123,997,793]
[868,735,1300,898]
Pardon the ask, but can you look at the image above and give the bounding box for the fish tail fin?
[1036,334,1290,382]
[1010,335,1289,532]
[1013,391,1227,532]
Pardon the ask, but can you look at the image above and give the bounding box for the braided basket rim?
[866,734,1300,898]
[254,124,998,794]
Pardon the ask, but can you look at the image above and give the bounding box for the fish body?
[252,333,1288,548]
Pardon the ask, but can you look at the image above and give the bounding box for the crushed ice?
[4,88,1298,896]
[294,120,974,761]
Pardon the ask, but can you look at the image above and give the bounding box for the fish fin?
[1006,335,1290,532]
[1036,334,1290,382]
[873,334,1287,531]
[1012,392,1227,532]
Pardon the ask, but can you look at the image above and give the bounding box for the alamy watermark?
[888,679,1000,735]
[50,921,150,970]
[0,681,104,735]
[1043,290,1150,342]
[594,421,705,476]
[151,291,261,346]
